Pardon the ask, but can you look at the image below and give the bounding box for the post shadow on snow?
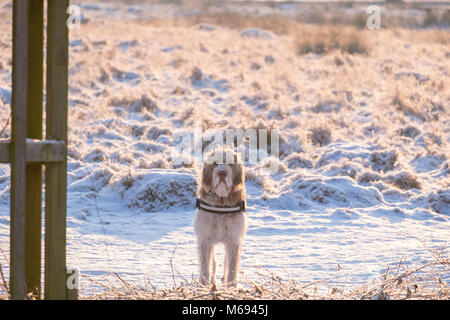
[67,194,197,243]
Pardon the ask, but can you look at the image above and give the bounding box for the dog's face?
[201,149,244,198]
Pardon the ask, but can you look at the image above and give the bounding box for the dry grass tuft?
[109,93,158,114]
[386,0,404,4]
[422,9,449,28]
[386,172,421,190]
[441,10,450,27]
[308,126,332,147]
[295,26,369,55]
[397,126,421,139]
[392,88,444,122]
[188,13,297,35]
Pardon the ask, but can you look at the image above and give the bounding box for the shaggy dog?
[194,148,247,287]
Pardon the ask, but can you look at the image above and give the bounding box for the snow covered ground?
[0,1,449,296]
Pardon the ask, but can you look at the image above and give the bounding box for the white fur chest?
[194,210,247,244]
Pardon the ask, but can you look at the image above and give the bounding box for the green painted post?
[10,0,29,300]
[45,0,69,300]
[25,0,44,299]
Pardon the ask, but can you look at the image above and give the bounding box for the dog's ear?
[232,163,244,186]
[202,163,213,190]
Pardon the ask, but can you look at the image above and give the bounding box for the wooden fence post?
[10,0,29,300]
[7,0,71,300]
[44,0,69,300]
[25,0,44,298]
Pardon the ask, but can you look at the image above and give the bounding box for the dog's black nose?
[218,170,227,178]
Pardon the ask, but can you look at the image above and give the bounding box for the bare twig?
[113,272,131,288]
[0,261,9,295]
[0,246,8,264]
[169,246,178,287]
[0,112,11,138]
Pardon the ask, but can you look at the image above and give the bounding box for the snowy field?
[0,1,449,296]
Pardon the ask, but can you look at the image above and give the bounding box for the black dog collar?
[196,198,246,215]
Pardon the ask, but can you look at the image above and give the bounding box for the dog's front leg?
[211,249,217,285]
[225,242,242,287]
[198,241,214,285]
